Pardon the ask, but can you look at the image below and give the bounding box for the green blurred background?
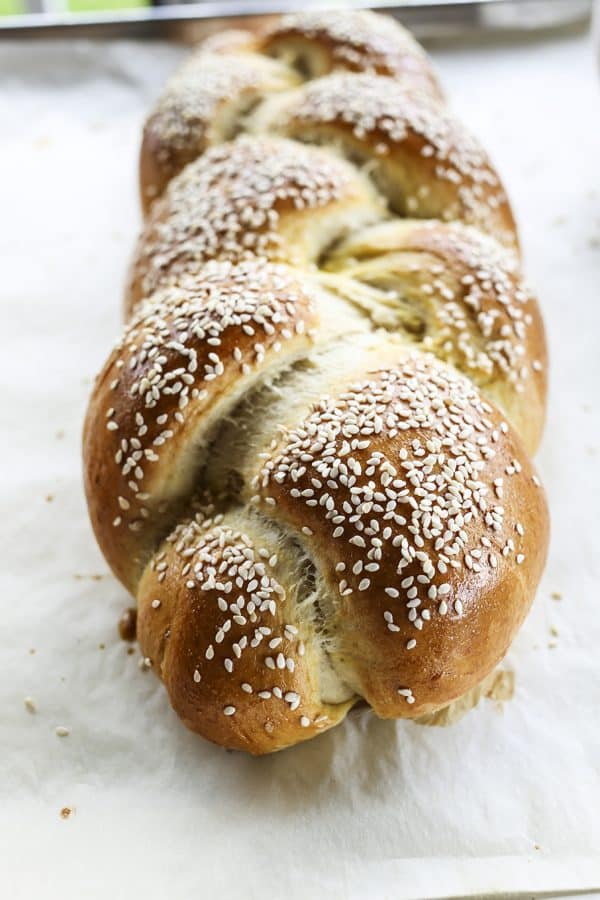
[0,0,150,13]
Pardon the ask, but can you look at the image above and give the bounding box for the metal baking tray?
[0,0,592,42]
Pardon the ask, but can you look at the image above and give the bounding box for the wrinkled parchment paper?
[1,29,599,900]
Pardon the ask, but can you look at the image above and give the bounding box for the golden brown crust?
[84,259,318,590]
[136,509,353,754]
[139,51,298,215]
[255,354,548,718]
[260,10,443,100]
[83,11,550,754]
[139,11,444,215]
[128,136,383,315]
[127,348,548,750]
[326,219,546,452]
[257,73,517,249]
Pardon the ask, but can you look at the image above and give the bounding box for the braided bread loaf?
[83,11,549,754]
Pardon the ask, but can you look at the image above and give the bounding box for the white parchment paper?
[1,29,599,900]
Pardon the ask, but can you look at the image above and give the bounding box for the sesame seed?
[397,688,415,705]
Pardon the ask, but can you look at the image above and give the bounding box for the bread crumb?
[55,726,70,737]
[118,607,137,642]
[60,807,73,819]
[24,696,36,713]
[484,669,514,702]
[550,626,559,637]
[45,494,54,503]
[551,591,562,601]
[548,640,558,649]
[98,643,106,650]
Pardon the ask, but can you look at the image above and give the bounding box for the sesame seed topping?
[259,354,531,645]
[280,74,512,241]
[104,259,317,532]
[267,11,441,97]
[144,51,297,205]
[133,137,356,299]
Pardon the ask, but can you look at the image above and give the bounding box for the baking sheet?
[1,29,599,900]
